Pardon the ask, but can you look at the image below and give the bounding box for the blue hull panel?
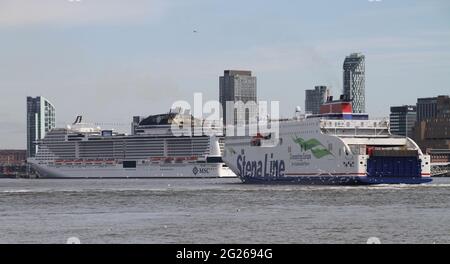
[240,176,432,185]
[357,177,432,185]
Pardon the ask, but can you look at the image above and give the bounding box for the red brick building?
[0,150,26,165]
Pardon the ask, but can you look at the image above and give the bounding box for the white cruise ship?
[223,99,432,185]
[27,111,236,178]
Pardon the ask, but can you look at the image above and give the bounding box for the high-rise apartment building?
[26,96,56,157]
[343,53,365,113]
[219,70,257,125]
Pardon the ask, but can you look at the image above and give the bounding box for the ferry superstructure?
[27,112,236,178]
[223,99,432,185]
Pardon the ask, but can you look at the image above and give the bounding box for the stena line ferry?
[223,97,432,185]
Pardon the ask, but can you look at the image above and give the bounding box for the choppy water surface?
[0,177,449,244]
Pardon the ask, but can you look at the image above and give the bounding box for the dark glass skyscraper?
[343,53,365,113]
[416,95,450,123]
[389,105,416,138]
[416,97,438,123]
[26,96,56,157]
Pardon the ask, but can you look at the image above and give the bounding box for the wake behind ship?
[223,98,432,185]
[28,111,235,178]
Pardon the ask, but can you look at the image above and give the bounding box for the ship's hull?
[224,147,432,185]
[0,174,18,179]
[28,162,236,179]
[240,175,432,185]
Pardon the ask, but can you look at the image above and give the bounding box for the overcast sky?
[1,0,449,149]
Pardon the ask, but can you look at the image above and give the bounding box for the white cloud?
[0,0,167,27]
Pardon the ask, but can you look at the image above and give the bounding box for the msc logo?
[193,167,211,175]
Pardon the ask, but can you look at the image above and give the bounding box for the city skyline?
[1,0,450,149]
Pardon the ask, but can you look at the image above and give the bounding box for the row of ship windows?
[41,149,205,154]
[47,145,207,149]
[48,150,207,155]
[46,143,209,147]
[40,155,209,160]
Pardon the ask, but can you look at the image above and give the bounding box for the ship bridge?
[320,119,390,137]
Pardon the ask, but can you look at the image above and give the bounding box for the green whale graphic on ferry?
[292,136,334,159]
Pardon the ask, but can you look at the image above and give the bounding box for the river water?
[0,177,449,244]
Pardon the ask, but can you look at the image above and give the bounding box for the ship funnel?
[209,135,221,157]
[73,115,83,125]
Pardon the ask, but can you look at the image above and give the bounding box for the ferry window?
[206,157,223,163]
[101,130,113,137]
[123,161,136,168]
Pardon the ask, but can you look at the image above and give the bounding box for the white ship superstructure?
[27,112,235,178]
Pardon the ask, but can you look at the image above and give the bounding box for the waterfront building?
[413,95,450,152]
[0,150,27,178]
[26,96,56,157]
[305,86,330,115]
[219,70,257,125]
[437,95,450,118]
[343,53,366,113]
[389,105,417,137]
[0,150,26,165]
[416,97,438,123]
